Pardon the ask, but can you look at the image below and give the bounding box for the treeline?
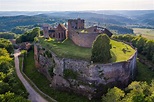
[0,38,14,53]
[0,15,66,32]
[0,38,29,101]
[107,25,134,34]
[0,32,16,39]
[112,35,154,62]
[102,81,154,102]
[16,27,40,43]
[11,25,40,34]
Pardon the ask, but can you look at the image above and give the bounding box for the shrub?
[45,50,52,58]
[91,34,111,63]
[63,69,78,79]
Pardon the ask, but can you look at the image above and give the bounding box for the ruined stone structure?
[68,18,85,31]
[34,43,137,100]
[43,18,113,47]
[43,24,67,41]
[68,18,113,47]
[42,24,50,38]
[40,18,136,100]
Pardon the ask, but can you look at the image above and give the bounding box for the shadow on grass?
[110,50,117,62]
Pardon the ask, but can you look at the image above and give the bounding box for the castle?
[43,18,112,47]
[37,18,137,100]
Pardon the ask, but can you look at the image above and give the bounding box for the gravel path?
[14,49,48,102]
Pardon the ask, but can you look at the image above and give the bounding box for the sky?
[0,0,154,11]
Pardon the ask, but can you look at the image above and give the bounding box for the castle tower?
[42,24,49,38]
[68,18,84,38]
[68,18,84,31]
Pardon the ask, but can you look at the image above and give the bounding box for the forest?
[0,38,29,101]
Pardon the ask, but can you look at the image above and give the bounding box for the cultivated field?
[133,28,154,40]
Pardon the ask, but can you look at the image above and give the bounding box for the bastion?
[34,43,137,99]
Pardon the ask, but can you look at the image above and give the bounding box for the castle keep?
[43,18,113,47]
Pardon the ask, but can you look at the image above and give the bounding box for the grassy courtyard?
[38,37,135,62]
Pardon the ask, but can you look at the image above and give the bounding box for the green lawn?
[110,40,135,62]
[136,61,154,84]
[39,37,135,62]
[23,50,97,102]
[133,28,154,40]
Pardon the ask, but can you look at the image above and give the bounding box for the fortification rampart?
[34,43,137,99]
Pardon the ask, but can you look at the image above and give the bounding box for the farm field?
[133,28,154,40]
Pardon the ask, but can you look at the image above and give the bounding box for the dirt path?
[14,49,48,102]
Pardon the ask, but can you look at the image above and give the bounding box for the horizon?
[0,10,154,12]
[0,0,154,11]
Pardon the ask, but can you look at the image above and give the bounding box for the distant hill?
[0,15,66,32]
[0,10,153,33]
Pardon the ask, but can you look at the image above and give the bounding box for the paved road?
[14,49,48,102]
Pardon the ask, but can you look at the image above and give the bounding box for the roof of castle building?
[57,24,67,31]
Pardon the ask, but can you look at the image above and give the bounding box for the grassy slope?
[39,38,91,60]
[110,40,135,62]
[136,61,154,84]
[39,37,135,62]
[133,28,154,40]
[24,50,96,102]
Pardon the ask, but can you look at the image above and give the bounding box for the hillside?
[0,10,153,34]
[0,15,66,32]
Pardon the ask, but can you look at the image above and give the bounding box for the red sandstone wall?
[34,44,40,68]
[71,32,100,47]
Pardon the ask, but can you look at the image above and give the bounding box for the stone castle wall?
[34,44,137,99]
[70,31,100,47]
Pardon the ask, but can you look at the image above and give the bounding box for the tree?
[102,81,154,102]
[136,37,147,53]
[16,27,40,43]
[102,87,125,102]
[0,32,16,39]
[143,40,154,60]
[0,47,29,101]
[0,38,13,54]
[91,34,111,63]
